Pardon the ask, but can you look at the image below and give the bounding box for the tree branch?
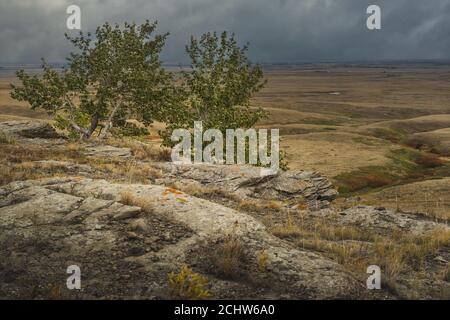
[63,94,89,138]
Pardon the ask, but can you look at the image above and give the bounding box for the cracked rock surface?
[0,120,62,139]
[0,177,362,299]
[154,162,338,209]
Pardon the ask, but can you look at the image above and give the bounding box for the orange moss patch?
[163,187,185,197]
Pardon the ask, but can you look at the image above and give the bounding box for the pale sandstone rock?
[0,120,61,139]
[83,145,132,159]
[153,162,338,209]
[0,177,361,299]
[311,205,447,235]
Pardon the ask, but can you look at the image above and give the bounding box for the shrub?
[212,233,245,279]
[168,265,212,300]
[111,122,149,137]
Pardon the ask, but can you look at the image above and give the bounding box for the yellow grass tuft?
[120,191,154,214]
[168,265,212,300]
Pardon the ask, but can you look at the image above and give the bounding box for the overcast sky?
[1,0,450,64]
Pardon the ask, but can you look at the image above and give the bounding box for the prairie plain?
[253,63,450,220]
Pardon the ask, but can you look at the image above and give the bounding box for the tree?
[11,21,176,140]
[161,31,267,146]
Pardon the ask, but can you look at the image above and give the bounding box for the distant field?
[1,64,449,218]
[0,74,49,120]
[252,65,450,218]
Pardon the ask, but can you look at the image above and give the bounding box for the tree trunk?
[68,113,99,141]
[69,121,88,140]
[84,113,99,139]
[99,104,119,139]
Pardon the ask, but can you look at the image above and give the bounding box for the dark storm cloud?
[1,0,450,64]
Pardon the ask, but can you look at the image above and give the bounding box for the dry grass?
[211,232,245,279]
[237,199,266,213]
[0,130,15,144]
[167,184,285,223]
[288,226,450,298]
[123,162,149,184]
[168,182,209,197]
[236,199,286,214]
[297,240,371,272]
[0,160,85,186]
[280,132,394,178]
[363,178,450,222]
[400,198,448,222]
[257,249,269,272]
[267,206,449,298]
[0,142,90,186]
[271,212,373,242]
[0,163,41,185]
[107,137,171,161]
[0,143,85,163]
[368,227,450,278]
[119,191,154,214]
[89,159,163,184]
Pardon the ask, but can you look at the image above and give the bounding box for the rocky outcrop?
[311,205,448,236]
[154,162,338,209]
[83,145,132,159]
[0,120,61,139]
[0,177,361,299]
[2,119,448,300]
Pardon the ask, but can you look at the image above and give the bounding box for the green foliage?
[54,111,91,139]
[159,31,287,169]
[162,31,267,146]
[11,20,176,140]
[110,122,149,137]
[168,265,212,300]
[277,150,290,171]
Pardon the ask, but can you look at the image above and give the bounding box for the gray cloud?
[1,0,450,64]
